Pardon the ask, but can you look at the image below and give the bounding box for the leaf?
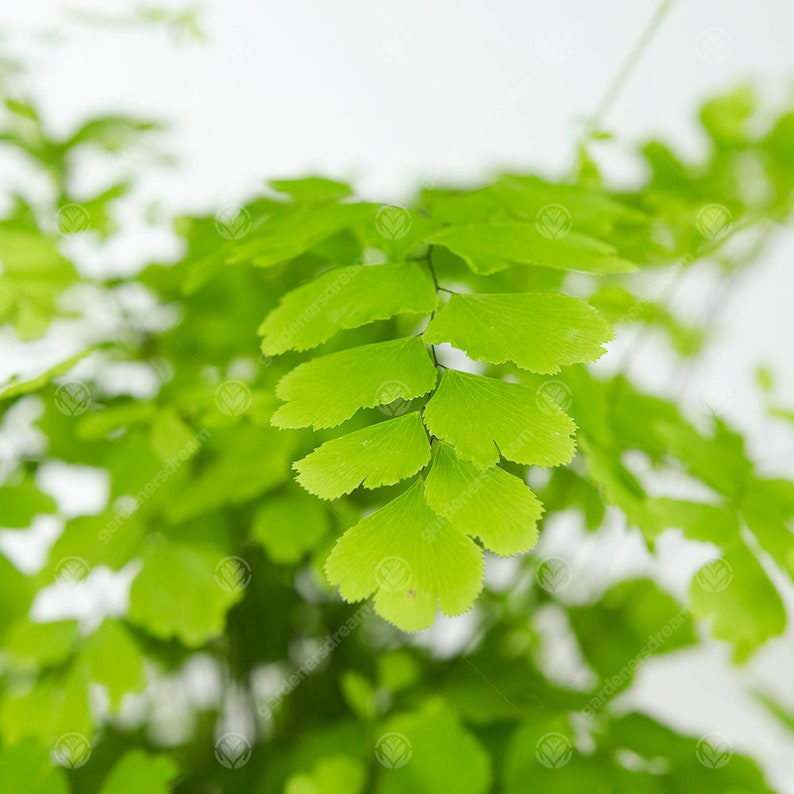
[568,579,696,687]
[325,480,483,632]
[294,412,431,499]
[260,262,437,355]
[227,202,375,267]
[99,750,179,794]
[688,543,786,661]
[0,349,93,399]
[81,620,146,711]
[4,620,78,669]
[128,539,244,647]
[253,494,330,563]
[428,223,635,275]
[285,756,366,794]
[0,474,57,528]
[0,739,69,794]
[272,337,437,430]
[423,293,613,374]
[424,442,542,555]
[422,370,576,470]
[269,176,353,202]
[376,698,491,794]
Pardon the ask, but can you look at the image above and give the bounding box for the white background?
[2,0,794,788]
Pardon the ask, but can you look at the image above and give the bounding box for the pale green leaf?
[422,370,576,470]
[428,223,635,275]
[273,337,437,430]
[260,262,436,355]
[423,292,613,374]
[424,442,542,555]
[688,543,786,662]
[377,698,491,794]
[0,474,57,528]
[325,480,483,632]
[253,494,329,563]
[0,739,69,794]
[0,349,93,400]
[81,620,145,711]
[99,750,179,794]
[269,176,353,202]
[294,412,431,499]
[128,539,243,647]
[285,755,366,794]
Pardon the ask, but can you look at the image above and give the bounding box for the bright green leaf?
[423,292,613,374]
[260,262,436,355]
[273,337,437,430]
[423,370,576,470]
[294,412,431,499]
[325,480,483,632]
[253,494,330,563]
[99,750,179,794]
[428,223,635,275]
[424,442,542,555]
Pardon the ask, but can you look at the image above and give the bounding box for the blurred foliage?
[1,71,794,793]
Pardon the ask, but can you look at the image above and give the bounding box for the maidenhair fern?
[259,192,627,630]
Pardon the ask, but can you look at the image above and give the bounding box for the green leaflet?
[428,223,636,275]
[377,698,491,794]
[226,201,376,266]
[259,262,437,355]
[128,540,244,647]
[268,176,353,202]
[0,475,57,528]
[0,740,69,794]
[295,412,431,499]
[253,494,330,563]
[272,336,437,430]
[0,348,93,399]
[99,750,179,794]
[424,442,542,555]
[325,479,483,632]
[285,756,366,794]
[688,543,786,662]
[423,292,614,374]
[423,370,576,470]
[81,620,145,712]
[0,228,78,339]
